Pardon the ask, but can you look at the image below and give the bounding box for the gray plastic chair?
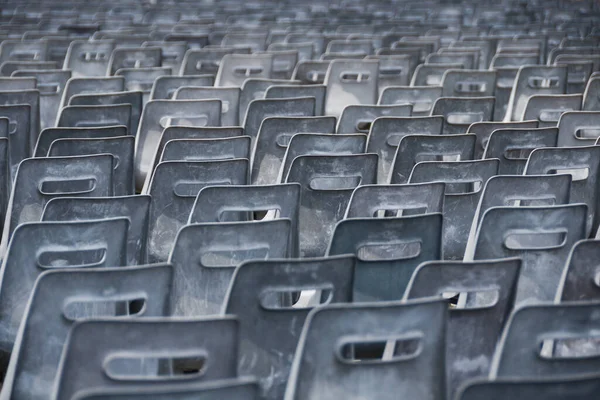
[324,59,379,117]
[524,145,600,237]
[34,126,128,157]
[239,78,301,123]
[467,204,587,305]
[190,183,301,256]
[405,258,521,400]
[345,182,445,218]
[292,60,330,85]
[48,136,135,196]
[145,159,249,264]
[441,70,496,98]
[411,63,464,86]
[286,154,378,257]
[483,128,559,175]
[265,84,326,116]
[224,256,355,400]
[431,97,495,135]
[134,99,222,190]
[159,137,251,164]
[490,301,600,379]
[557,111,600,147]
[42,195,151,266]
[522,94,582,127]
[1,264,172,400]
[64,40,115,77]
[150,75,214,101]
[328,214,443,301]
[390,134,476,185]
[57,104,132,131]
[467,121,539,159]
[0,40,48,66]
[0,105,29,182]
[180,47,251,76]
[410,159,500,260]
[175,87,240,126]
[107,47,161,76]
[215,54,273,87]
[142,41,187,74]
[0,218,128,358]
[60,77,125,110]
[0,90,40,154]
[54,317,240,400]
[169,220,291,316]
[337,104,413,134]
[557,239,600,302]
[378,86,442,116]
[367,116,443,183]
[583,76,600,111]
[284,299,448,400]
[252,116,336,185]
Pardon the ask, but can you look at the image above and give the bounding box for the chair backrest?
[2,264,172,400]
[292,60,330,85]
[34,125,128,157]
[583,76,600,111]
[145,159,249,263]
[469,204,587,305]
[0,218,129,355]
[557,239,600,302]
[524,145,600,236]
[337,104,413,134]
[466,120,539,159]
[64,40,115,77]
[180,47,250,76]
[490,302,600,379]
[42,195,151,266]
[390,134,476,185]
[409,159,500,260]
[483,128,559,175]
[0,104,30,181]
[215,54,273,87]
[441,69,496,97]
[505,65,567,121]
[345,182,445,219]
[431,96,495,135]
[57,104,132,132]
[159,137,251,164]
[169,220,291,316]
[285,154,378,257]
[142,41,187,74]
[365,55,413,92]
[107,47,161,75]
[224,256,355,400]
[405,258,521,399]
[557,111,600,147]
[522,94,582,127]
[252,116,336,185]
[48,136,135,196]
[327,214,443,302]
[190,183,301,256]
[54,317,240,400]
[284,299,447,400]
[324,59,379,117]
[60,77,125,110]
[378,86,442,116]
[0,40,48,65]
[150,75,214,101]
[279,134,367,182]
[134,99,222,190]
[367,116,443,183]
[115,67,172,105]
[175,87,241,126]
[411,63,463,86]
[265,84,326,116]
[0,90,40,154]
[239,79,301,123]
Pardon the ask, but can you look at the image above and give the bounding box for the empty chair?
[324,60,379,117]
[292,60,330,85]
[64,40,115,77]
[286,154,377,257]
[34,126,128,157]
[557,111,600,147]
[411,63,464,86]
[279,134,367,182]
[490,301,600,379]
[345,182,445,218]
[284,299,447,400]
[524,145,600,237]
[522,94,582,127]
[1,264,172,400]
[505,66,567,122]
[379,86,442,116]
[57,104,131,131]
[466,204,587,305]
[54,318,240,400]
[441,70,496,97]
[215,54,273,87]
[0,90,40,154]
[134,99,222,190]
[265,84,326,116]
[405,258,521,399]
[145,159,249,264]
[410,159,500,260]
[467,121,539,159]
[252,116,336,185]
[142,41,187,73]
[583,76,600,111]
[328,214,443,301]
[265,49,298,80]
[431,97,495,135]
[42,195,151,266]
[169,220,291,316]
[0,105,29,183]
[149,75,214,101]
[59,76,125,110]
[427,53,475,69]
[558,240,600,301]
[175,87,241,126]
[483,128,559,175]
[159,137,251,163]
[48,136,135,196]
[224,256,355,399]
[368,116,443,183]
[390,134,476,184]
[107,47,162,75]
[0,218,128,362]
[180,47,251,76]
[366,55,413,93]
[337,104,412,134]
[115,67,172,104]
[239,79,301,123]
[0,40,48,66]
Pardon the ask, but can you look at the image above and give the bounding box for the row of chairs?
[0,0,600,399]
